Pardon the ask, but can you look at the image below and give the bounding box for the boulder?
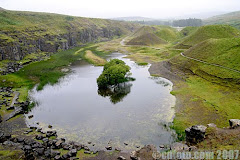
[170,142,189,151]
[6,107,24,121]
[185,125,207,144]
[105,146,112,150]
[0,132,7,143]
[118,156,126,160]
[229,119,240,129]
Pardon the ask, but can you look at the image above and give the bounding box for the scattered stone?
[105,146,112,150]
[124,142,128,145]
[185,125,207,144]
[54,155,61,160]
[229,119,240,129]
[69,149,77,157]
[46,130,57,137]
[34,148,45,156]
[36,135,44,140]
[170,142,189,151]
[118,156,126,160]
[17,137,25,143]
[83,145,90,151]
[6,107,24,121]
[48,125,53,128]
[62,154,70,159]
[207,123,217,128]
[130,155,138,160]
[189,146,198,151]
[24,129,33,134]
[6,106,14,110]
[62,143,70,150]
[115,147,121,151]
[61,68,70,72]
[0,132,7,143]
[84,151,91,154]
[28,115,34,119]
[159,145,165,149]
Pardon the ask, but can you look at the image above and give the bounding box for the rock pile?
[0,62,23,75]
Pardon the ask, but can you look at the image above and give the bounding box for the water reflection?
[98,82,133,104]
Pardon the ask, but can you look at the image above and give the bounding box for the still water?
[26,53,176,151]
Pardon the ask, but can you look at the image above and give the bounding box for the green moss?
[77,149,97,159]
[0,149,23,160]
[137,62,148,66]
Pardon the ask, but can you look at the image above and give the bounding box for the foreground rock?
[229,119,240,129]
[185,125,207,144]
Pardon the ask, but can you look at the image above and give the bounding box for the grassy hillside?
[0,10,136,36]
[204,11,240,30]
[126,26,178,46]
[175,25,240,49]
[172,37,240,81]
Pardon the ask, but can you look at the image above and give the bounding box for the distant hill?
[126,26,178,46]
[111,16,155,22]
[175,25,240,49]
[0,7,5,10]
[204,11,240,30]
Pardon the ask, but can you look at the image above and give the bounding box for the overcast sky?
[0,0,240,19]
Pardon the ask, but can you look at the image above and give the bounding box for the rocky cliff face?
[0,26,135,61]
[0,10,138,61]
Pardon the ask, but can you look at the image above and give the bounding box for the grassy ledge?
[83,50,107,66]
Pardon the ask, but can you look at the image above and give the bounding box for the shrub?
[97,59,131,88]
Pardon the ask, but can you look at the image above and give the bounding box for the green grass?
[0,145,23,160]
[172,37,240,81]
[171,75,240,140]
[175,25,240,49]
[137,62,148,66]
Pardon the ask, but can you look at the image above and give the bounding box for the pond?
[26,52,176,151]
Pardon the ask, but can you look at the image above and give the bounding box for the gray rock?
[84,151,91,154]
[54,155,61,160]
[105,146,112,150]
[34,148,45,156]
[6,107,24,121]
[170,142,189,151]
[229,119,240,129]
[69,149,77,157]
[207,123,217,128]
[0,132,7,143]
[118,156,126,160]
[185,125,207,144]
[130,155,139,160]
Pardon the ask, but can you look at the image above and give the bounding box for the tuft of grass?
[137,62,148,66]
